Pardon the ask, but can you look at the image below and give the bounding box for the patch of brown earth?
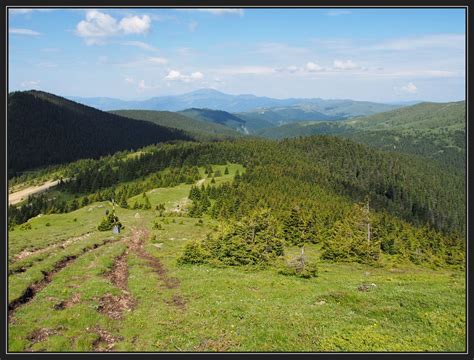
[105,251,129,290]
[91,327,121,352]
[128,227,186,309]
[97,293,136,320]
[26,325,66,351]
[53,293,81,310]
[167,294,186,310]
[96,248,136,319]
[27,327,58,344]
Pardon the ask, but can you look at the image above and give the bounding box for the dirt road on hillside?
[9,180,62,205]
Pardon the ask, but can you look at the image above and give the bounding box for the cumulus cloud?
[119,15,151,34]
[165,70,204,82]
[165,70,182,80]
[333,59,359,70]
[191,71,204,80]
[393,82,418,95]
[9,28,41,36]
[76,10,151,45]
[398,82,418,94]
[286,66,300,73]
[306,62,324,72]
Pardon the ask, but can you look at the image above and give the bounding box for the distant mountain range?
[11,89,463,176]
[69,88,401,118]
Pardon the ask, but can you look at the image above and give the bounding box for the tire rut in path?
[129,226,187,309]
[8,237,119,321]
[96,247,136,320]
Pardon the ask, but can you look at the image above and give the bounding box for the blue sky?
[8,8,466,102]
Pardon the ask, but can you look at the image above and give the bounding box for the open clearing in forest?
[9,179,62,205]
[8,164,466,352]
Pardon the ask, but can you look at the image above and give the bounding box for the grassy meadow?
[7,164,466,352]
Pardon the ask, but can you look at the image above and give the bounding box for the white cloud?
[20,80,40,88]
[165,70,205,82]
[286,66,300,73]
[121,41,157,52]
[333,59,359,70]
[76,10,151,45]
[188,21,198,32]
[190,71,204,80]
[138,79,147,90]
[119,15,151,34]
[177,8,244,16]
[395,82,418,94]
[306,62,324,72]
[165,70,183,80]
[9,28,41,36]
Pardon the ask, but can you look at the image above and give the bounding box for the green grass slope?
[8,171,465,351]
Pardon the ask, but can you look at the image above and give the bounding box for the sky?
[8,7,466,102]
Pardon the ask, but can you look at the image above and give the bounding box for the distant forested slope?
[258,101,465,171]
[111,109,242,141]
[7,91,191,176]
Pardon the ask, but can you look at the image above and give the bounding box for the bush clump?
[178,208,284,267]
[98,210,124,231]
[278,254,318,278]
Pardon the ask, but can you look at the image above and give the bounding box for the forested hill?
[112,109,243,141]
[259,101,466,171]
[7,91,192,176]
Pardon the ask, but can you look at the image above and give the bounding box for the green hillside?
[237,100,399,127]
[8,135,465,351]
[8,91,191,177]
[258,101,465,171]
[111,110,242,141]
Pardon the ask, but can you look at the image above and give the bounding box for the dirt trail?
[9,179,62,205]
[129,226,186,309]
[97,248,136,320]
[8,237,118,321]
